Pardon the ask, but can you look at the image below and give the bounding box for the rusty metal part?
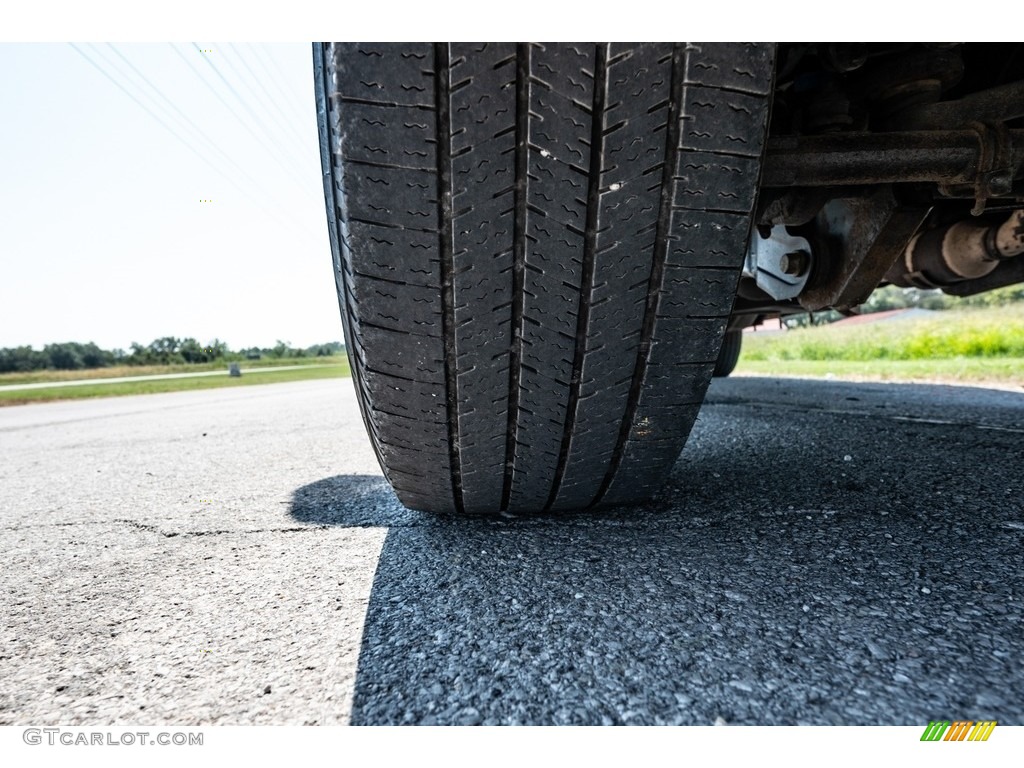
[757,188,831,227]
[941,255,1024,297]
[856,47,964,104]
[995,208,1024,257]
[886,209,1024,288]
[895,81,1024,131]
[962,122,1013,214]
[855,47,964,124]
[799,189,930,311]
[761,129,1024,189]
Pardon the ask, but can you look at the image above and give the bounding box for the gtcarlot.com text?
[23,728,203,747]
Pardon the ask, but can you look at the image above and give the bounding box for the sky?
[1,18,994,354]
[0,43,340,351]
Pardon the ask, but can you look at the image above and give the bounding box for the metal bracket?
[799,189,930,312]
[743,226,814,301]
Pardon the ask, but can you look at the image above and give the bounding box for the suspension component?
[761,129,1024,189]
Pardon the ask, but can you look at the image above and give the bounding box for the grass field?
[6,305,1021,405]
[737,357,1024,384]
[0,362,350,407]
[0,355,348,386]
[738,304,1024,387]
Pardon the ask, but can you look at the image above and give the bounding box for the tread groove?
[499,43,531,513]
[435,43,465,515]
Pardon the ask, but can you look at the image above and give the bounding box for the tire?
[713,330,742,377]
[315,42,774,515]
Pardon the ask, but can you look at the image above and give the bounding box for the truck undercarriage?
[735,42,1024,331]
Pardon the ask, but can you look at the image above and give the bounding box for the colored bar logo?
[920,720,997,741]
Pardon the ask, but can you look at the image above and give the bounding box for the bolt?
[781,250,810,277]
[986,172,1013,196]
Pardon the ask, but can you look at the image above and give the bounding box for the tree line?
[782,285,1024,328]
[861,284,1024,312]
[0,338,345,374]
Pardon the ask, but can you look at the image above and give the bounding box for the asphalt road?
[1,376,1021,725]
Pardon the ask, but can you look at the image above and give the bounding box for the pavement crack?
[112,519,329,538]
[0,520,116,532]
[115,519,161,533]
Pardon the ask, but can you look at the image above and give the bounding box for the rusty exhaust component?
[886,209,1024,288]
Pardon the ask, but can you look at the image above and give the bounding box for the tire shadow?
[289,378,1024,725]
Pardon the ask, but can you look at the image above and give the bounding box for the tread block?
[333,43,435,108]
[450,43,517,152]
[342,164,437,229]
[667,210,749,269]
[531,43,595,107]
[678,85,769,157]
[338,102,436,169]
[683,42,775,95]
[672,152,760,213]
[344,220,441,285]
[358,325,445,382]
[659,266,741,317]
[350,278,443,331]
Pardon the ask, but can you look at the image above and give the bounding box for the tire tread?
[316,42,774,514]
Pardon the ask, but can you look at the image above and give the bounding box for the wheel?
[713,330,742,378]
[315,42,774,515]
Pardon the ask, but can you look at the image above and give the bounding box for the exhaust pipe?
[887,209,1024,288]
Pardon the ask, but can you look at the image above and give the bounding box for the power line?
[71,44,193,158]
[225,43,311,152]
[105,44,268,196]
[215,44,315,180]
[198,42,315,187]
[68,43,303,233]
[251,43,309,118]
[101,44,313,231]
[178,43,311,196]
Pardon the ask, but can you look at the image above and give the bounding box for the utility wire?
[105,44,268,196]
[225,43,311,152]
[69,43,303,233]
[179,43,311,195]
[214,44,315,180]
[197,42,314,189]
[104,44,312,231]
[251,43,309,118]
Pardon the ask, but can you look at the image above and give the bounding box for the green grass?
[737,357,1024,384]
[738,305,1024,385]
[0,355,348,386]
[0,362,350,407]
